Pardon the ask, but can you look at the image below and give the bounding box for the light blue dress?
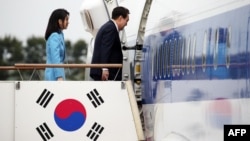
[45,32,66,80]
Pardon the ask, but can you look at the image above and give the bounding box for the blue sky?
[0,0,92,44]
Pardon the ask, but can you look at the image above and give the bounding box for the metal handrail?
[14,63,122,69]
[0,64,122,80]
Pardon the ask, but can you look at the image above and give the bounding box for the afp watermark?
[224,125,250,141]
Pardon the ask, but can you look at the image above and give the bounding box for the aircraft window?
[173,38,177,77]
[226,26,231,68]
[174,38,178,66]
[151,51,154,78]
[213,28,219,70]
[202,31,207,72]
[167,40,171,77]
[191,34,197,74]
[157,44,160,79]
[150,36,156,79]
[153,44,158,79]
[159,44,163,78]
[186,36,191,74]
[181,37,186,75]
[163,41,168,78]
[157,44,161,79]
[176,37,182,76]
[82,10,94,31]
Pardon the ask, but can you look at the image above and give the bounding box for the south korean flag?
[15,81,138,141]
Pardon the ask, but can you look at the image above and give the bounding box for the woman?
[44,8,69,81]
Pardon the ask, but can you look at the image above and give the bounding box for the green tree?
[73,40,88,63]
[0,36,88,80]
[0,36,24,80]
[67,39,88,80]
[17,36,47,80]
[24,36,46,63]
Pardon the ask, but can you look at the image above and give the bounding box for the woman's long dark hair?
[45,8,69,40]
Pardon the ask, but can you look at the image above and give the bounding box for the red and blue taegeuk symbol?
[208,98,232,129]
[54,99,87,131]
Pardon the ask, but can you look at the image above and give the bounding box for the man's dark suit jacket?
[90,20,123,81]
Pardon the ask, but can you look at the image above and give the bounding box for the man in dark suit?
[90,6,130,81]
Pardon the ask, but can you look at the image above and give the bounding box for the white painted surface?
[1,81,139,141]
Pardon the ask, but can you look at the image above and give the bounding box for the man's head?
[112,6,130,30]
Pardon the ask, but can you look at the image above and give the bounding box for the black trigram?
[36,89,54,108]
[86,89,104,108]
[86,122,104,141]
[36,122,54,141]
